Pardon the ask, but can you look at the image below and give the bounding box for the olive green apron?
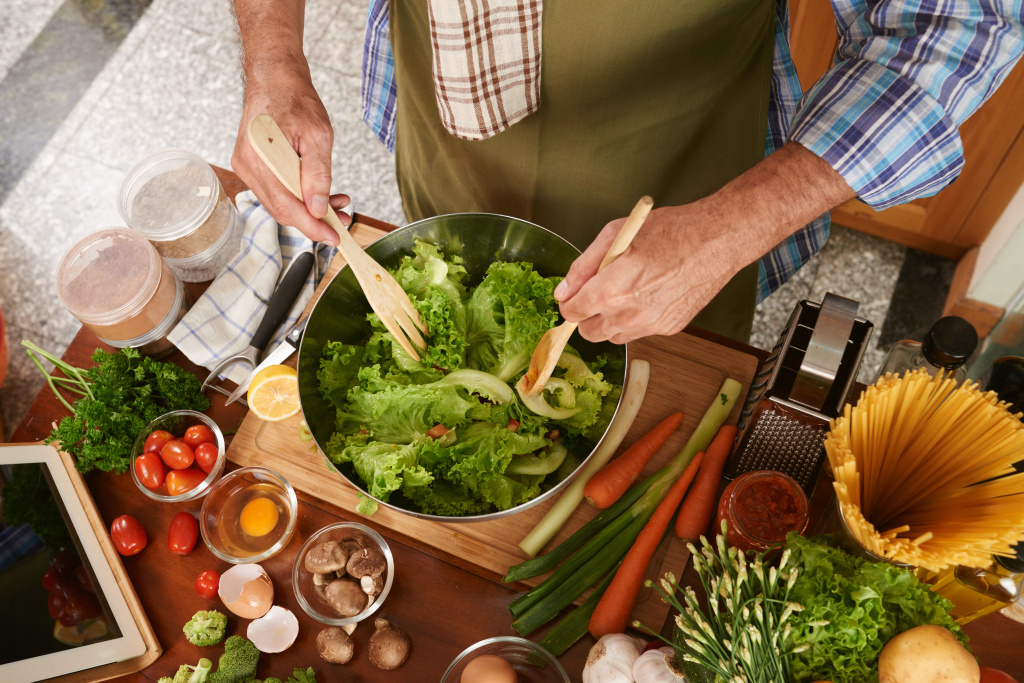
[390,0,775,342]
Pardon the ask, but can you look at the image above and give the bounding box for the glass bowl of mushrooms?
[292,522,394,628]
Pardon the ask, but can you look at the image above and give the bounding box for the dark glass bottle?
[875,316,978,383]
[984,356,1024,473]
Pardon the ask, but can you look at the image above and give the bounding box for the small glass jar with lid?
[714,470,809,554]
[118,149,243,282]
[56,227,191,358]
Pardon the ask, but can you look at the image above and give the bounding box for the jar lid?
[117,149,218,242]
[56,227,162,325]
[922,316,978,369]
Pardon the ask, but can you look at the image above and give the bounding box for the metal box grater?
[724,293,874,492]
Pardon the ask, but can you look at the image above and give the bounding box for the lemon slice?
[53,617,110,645]
[247,365,301,422]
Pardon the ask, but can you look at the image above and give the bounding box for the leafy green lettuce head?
[783,533,967,683]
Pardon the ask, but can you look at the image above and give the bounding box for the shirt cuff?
[789,59,965,211]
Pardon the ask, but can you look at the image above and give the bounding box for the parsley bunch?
[24,341,210,474]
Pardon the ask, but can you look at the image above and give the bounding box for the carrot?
[674,425,738,541]
[584,411,684,509]
[588,451,704,638]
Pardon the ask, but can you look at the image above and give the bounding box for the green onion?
[504,474,654,584]
[507,378,742,636]
[538,564,619,656]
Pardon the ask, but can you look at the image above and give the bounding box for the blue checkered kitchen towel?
[167,191,339,384]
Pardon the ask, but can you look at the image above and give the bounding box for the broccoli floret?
[208,635,260,683]
[159,658,213,683]
[183,610,228,647]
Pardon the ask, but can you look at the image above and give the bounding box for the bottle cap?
[996,541,1024,573]
[921,316,978,370]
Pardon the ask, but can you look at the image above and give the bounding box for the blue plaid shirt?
[360,0,1024,301]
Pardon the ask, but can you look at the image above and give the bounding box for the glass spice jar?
[715,470,809,554]
[117,149,242,282]
[56,227,191,358]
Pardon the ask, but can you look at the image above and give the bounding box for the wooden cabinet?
[789,0,1024,262]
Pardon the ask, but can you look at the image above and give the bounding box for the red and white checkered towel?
[428,0,542,140]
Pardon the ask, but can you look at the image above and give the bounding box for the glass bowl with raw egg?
[199,466,298,563]
[441,636,570,683]
[292,521,395,627]
[131,409,226,503]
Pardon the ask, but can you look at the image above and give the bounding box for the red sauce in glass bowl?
[715,470,808,553]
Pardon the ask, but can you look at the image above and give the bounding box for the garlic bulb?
[582,633,645,683]
[632,646,687,682]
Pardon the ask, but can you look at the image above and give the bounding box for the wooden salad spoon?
[521,195,654,395]
[247,114,428,360]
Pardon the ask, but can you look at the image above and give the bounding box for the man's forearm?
[699,141,857,271]
[233,0,309,82]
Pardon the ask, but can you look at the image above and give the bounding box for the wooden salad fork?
[521,195,654,395]
[247,113,428,360]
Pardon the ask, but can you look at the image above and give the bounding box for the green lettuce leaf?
[465,261,559,377]
[784,534,967,683]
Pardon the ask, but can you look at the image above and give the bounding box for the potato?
[878,625,980,683]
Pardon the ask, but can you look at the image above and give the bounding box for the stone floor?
[0,0,949,439]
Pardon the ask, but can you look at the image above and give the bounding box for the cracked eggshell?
[247,605,300,653]
[219,563,274,619]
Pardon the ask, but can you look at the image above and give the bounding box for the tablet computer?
[0,443,159,683]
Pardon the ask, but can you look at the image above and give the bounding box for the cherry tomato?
[73,564,95,593]
[134,452,167,490]
[144,429,175,454]
[160,440,195,470]
[194,442,219,474]
[64,589,101,622]
[183,424,216,448]
[48,590,66,619]
[194,570,220,600]
[42,567,60,593]
[168,512,199,555]
[980,667,1020,683]
[110,515,147,556]
[165,468,207,496]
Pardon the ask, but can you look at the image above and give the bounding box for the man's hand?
[555,142,857,343]
[231,0,350,246]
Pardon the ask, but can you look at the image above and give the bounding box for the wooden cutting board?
[226,222,759,631]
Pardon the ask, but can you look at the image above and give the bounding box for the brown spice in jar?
[131,165,232,259]
[63,240,179,342]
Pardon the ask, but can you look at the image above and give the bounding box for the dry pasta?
[825,368,1024,572]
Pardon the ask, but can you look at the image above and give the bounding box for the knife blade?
[225,316,308,405]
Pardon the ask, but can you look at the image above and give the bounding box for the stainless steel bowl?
[297,213,627,522]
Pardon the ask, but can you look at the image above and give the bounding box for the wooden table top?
[11,168,1024,682]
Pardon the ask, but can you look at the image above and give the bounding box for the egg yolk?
[239,497,280,537]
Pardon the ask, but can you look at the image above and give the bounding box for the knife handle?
[250,251,316,352]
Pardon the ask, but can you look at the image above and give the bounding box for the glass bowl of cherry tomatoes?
[131,410,226,502]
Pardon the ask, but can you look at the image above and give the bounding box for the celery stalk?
[518,359,651,557]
